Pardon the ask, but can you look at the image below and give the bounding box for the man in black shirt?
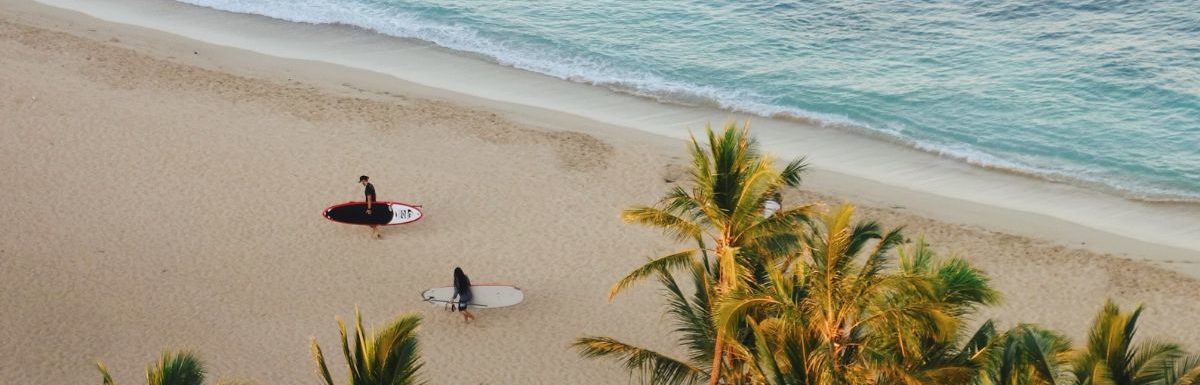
[360,175,377,213]
[360,175,380,239]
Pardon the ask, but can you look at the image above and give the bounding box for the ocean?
[177,0,1200,201]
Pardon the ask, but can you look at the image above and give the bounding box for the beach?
[2,1,1199,384]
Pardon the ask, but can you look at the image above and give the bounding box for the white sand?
[2,1,1199,384]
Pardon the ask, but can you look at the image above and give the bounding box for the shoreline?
[4,1,1200,384]
[31,0,1200,263]
[102,0,1200,206]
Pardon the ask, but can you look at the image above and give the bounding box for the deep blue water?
[181,0,1200,201]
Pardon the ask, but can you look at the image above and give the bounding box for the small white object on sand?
[762,199,781,218]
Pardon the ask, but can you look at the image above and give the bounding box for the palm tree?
[311,308,424,385]
[1071,300,1184,385]
[575,122,811,385]
[96,351,206,385]
[714,206,999,385]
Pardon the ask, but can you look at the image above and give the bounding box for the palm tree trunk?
[709,331,724,385]
[708,241,728,385]
[700,237,729,385]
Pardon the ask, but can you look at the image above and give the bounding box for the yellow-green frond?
[97,360,117,385]
[573,337,706,385]
[621,206,703,241]
[609,249,698,301]
[311,337,335,385]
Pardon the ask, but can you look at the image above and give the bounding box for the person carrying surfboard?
[359,175,381,239]
[450,267,476,323]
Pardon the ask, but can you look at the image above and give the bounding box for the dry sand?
[2,1,1198,384]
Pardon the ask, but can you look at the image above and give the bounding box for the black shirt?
[364,183,376,201]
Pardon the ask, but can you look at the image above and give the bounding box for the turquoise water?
[180,0,1200,201]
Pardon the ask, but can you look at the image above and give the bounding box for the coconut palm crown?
[575,122,812,385]
[1072,300,1186,385]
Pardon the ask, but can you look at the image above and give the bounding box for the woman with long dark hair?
[451,267,475,322]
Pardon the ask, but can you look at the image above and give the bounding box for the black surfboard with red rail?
[322,201,423,226]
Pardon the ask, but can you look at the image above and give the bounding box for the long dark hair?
[453,267,471,293]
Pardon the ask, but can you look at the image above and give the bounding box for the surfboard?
[322,201,423,226]
[421,285,524,309]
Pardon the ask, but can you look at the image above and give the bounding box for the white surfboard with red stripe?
[421,285,524,309]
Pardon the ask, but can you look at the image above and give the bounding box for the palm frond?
[744,204,815,260]
[898,236,935,275]
[957,320,998,364]
[934,257,1001,311]
[747,231,804,263]
[622,206,704,242]
[846,220,884,258]
[1128,340,1182,385]
[816,204,856,272]
[750,204,815,233]
[661,186,709,225]
[729,157,782,227]
[97,360,117,385]
[332,316,357,384]
[370,313,424,385]
[658,262,716,364]
[313,308,424,385]
[747,319,786,385]
[573,337,707,385]
[1167,354,1200,385]
[854,224,903,287]
[778,157,808,188]
[1077,299,1180,385]
[609,249,697,301]
[1020,327,1071,385]
[312,337,336,385]
[993,324,1072,385]
[713,295,783,339]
